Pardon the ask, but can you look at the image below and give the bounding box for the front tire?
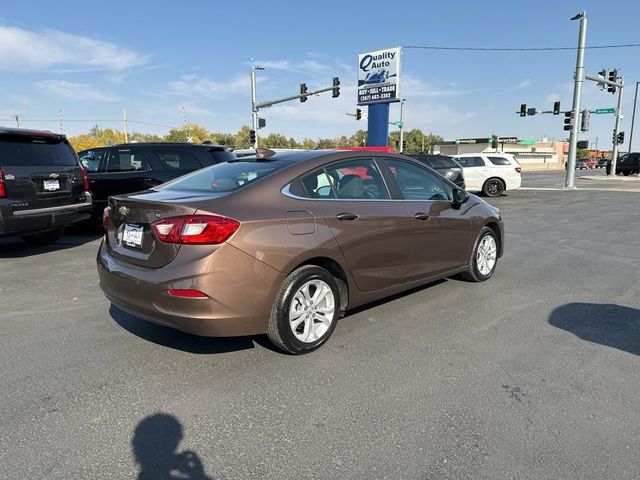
[21,227,65,246]
[482,178,505,197]
[460,227,499,282]
[267,266,340,354]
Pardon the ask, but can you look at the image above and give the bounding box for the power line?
[403,43,640,52]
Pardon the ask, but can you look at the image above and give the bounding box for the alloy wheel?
[476,235,497,276]
[288,279,336,343]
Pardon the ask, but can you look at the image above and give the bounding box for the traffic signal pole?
[250,67,260,149]
[610,82,624,175]
[564,12,587,190]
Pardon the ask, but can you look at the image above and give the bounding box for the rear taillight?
[0,168,5,198]
[167,289,208,298]
[102,207,110,230]
[515,167,522,174]
[151,215,240,245]
[80,166,89,191]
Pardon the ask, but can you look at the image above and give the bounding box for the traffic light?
[598,69,608,90]
[300,83,308,102]
[607,69,617,93]
[564,111,574,131]
[332,77,340,98]
[553,101,561,115]
[355,108,362,120]
[491,136,499,149]
[249,129,256,145]
[527,108,536,116]
[580,110,590,132]
[402,140,406,150]
[617,131,625,144]
[519,104,527,117]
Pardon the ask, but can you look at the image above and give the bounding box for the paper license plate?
[123,224,144,249]
[43,179,60,191]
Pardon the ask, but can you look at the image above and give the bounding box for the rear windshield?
[0,137,78,166]
[158,159,289,193]
[488,156,512,166]
[207,149,236,163]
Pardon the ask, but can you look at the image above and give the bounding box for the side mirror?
[451,188,467,206]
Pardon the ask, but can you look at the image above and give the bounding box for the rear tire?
[460,227,499,282]
[482,178,505,197]
[21,227,65,246]
[267,266,340,354]
[623,170,631,176]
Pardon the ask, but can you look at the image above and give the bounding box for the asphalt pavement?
[1,171,639,479]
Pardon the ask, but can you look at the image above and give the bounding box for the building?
[434,137,567,170]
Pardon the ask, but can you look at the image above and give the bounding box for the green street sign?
[394,120,404,127]
[595,108,615,114]
[519,140,535,145]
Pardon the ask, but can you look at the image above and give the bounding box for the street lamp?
[629,81,640,156]
[399,98,406,153]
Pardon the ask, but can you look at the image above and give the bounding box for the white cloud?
[168,74,251,99]
[35,80,121,102]
[0,25,147,72]
[512,79,532,91]
[402,74,467,98]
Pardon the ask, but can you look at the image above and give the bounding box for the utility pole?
[628,81,639,155]
[182,106,187,128]
[123,109,129,143]
[399,98,406,153]
[59,109,63,134]
[14,114,20,128]
[250,66,263,149]
[564,11,587,190]
[610,80,624,175]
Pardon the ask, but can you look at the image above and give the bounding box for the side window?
[488,156,512,166]
[324,158,390,200]
[155,150,201,171]
[299,170,336,199]
[105,150,150,172]
[386,160,449,201]
[78,149,105,172]
[456,156,485,167]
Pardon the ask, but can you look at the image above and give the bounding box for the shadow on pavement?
[133,412,214,480]
[110,305,280,354]
[0,232,102,258]
[549,303,640,356]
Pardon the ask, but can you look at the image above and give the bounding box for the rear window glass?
[0,138,78,166]
[155,150,201,170]
[207,149,236,163]
[437,156,460,168]
[456,156,485,167]
[159,160,288,193]
[488,156,512,166]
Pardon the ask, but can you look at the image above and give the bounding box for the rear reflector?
[0,168,5,198]
[152,214,240,245]
[167,289,208,298]
[81,166,90,191]
[515,167,522,174]
[102,207,110,230]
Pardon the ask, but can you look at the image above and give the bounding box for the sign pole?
[609,82,624,176]
[367,103,390,147]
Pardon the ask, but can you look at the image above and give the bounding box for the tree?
[301,138,318,150]
[261,133,291,148]
[234,125,253,149]
[164,123,210,143]
[576,148,589,159]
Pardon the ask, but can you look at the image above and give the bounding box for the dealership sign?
[357,47,401,105]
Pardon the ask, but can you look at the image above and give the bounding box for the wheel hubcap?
[289,279,335,343]
[488,181,501,196]
[476,235,497,276]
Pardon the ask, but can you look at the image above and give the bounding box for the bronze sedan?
[98,149,503,354]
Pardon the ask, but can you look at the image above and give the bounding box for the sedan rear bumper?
[97,240,285,337]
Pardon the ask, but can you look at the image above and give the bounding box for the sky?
[1,0,640,150]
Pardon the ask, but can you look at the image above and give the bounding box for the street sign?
[595,108,615,114]
[357,47,402,105]
[393,120,404,127]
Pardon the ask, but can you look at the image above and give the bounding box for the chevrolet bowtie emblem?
[118,206,130,216]
[49,173,60,179]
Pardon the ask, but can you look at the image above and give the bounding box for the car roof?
[110,142,229,149]
[0,126,66,141]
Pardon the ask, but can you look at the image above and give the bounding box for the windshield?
[0,137,78,166]
[158,160,290,193]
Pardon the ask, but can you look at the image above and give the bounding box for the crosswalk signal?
[491,136,499,149]
[607,69,618,93]
[553,101,561,115]
[355,108,362,120]
[564,111,574,131]
[332,77,340,98]
[617,131,625,144]
[519,104,527,117]
[580,110,590,132]
[249,129,256,145]
[300,83,308,102]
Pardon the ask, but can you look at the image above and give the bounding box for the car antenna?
[255,148,276,160]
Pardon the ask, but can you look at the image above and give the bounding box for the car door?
[455,156,490,192]
[302,157,417,292]
[381,158,472,277]
[98,147,154,201]
[78,148,108,212]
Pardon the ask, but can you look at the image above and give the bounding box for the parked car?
[575,158,595,170]
[406,154,465,189]
[0,127,92,244]
[615,152,640,176]
[98,149,503,354]
[596,158,610,169]
[77,143,235,219]
[451,153,521,197]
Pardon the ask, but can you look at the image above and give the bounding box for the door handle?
[336,212,359,221]
[414,212,430,221]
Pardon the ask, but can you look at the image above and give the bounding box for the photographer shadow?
[133,413,214,480]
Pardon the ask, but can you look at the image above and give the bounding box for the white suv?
[451,153,522,197]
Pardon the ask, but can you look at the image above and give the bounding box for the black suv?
[0,128,92,244]
[616,152,640,176]
[406,154,465,189]
[77,143,235,218]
